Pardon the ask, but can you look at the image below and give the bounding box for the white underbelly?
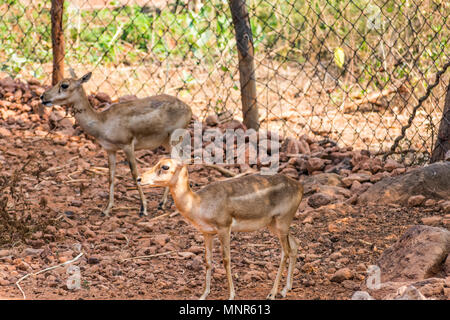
[230,217,272,232]
[98,139,120,151]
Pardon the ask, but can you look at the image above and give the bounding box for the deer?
[40,70,192,217]
[137,158,303,300]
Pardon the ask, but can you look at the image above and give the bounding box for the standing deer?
[138,158,303,300]
[41,71,192,217]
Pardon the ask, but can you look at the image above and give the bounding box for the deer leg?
[159,137,172,209]
[281,234,298,297]
[199,233,213,300]
[158,187,170,210]
[218,227,235,300]
[267,222,289,300]
[123,145,147,217]
[102,151,116,217]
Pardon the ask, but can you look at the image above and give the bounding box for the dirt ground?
[0,127,448,300]
[0,78,449,300]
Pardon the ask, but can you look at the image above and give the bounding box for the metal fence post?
[431,82,450,162]
[51,0,65,85]
[228,0,259,130]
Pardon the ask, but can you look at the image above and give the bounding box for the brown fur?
[139,158,303,300]
[41,72,192,216]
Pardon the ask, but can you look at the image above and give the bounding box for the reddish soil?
[0,78,448,300]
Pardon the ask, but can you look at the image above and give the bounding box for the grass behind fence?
[0,0,449,159]
[1,1,448,88]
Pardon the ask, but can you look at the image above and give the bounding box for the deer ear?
[78,72,92,84]
[68,67,78,78]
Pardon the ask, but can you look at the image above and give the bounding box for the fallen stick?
[56,213,76,227]
[67,170,82,180]
[204,163,237,177]
[148,212,171,221]
[114,206,137,211]
[342,86,400,112]
[243,257,268,267]
[66,179,90,183]
[224,169,256,180]
[169,211,180,218]
[87,167,125,179]
[16,252,84,299]
[136,158,151,166]
[121,251,174,261]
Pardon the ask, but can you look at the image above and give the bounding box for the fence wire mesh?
[0,0,449,164]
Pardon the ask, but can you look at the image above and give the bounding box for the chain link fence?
[1,0,449,164]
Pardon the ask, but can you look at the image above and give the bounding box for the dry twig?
[121,251,174,261]
[16,252,84,299]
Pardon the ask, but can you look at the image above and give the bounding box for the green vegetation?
[0,0,448,93]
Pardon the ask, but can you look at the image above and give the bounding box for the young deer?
[138,158,303,300]
[41,71,192,217]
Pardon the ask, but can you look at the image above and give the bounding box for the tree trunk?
[228,0,259,130]
[51,0,65,85]
[431,83,450,162]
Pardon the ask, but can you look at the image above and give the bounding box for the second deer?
[138,158,303,299]
[41,70,192,216]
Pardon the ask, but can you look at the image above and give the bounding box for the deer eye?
[61,83,69,89]
[161,165,170,170]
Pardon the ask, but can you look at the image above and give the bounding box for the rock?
[407,195,426,207]
[178,252,195,259]
[421,216,442,226]
[370,171,390,183]
[351,291,375,300]
[419,282,444,297]
[307,193,334,208]
[302,215,314,224]
[360,158,382,173]
[205,114,219,126]
[286,139,299,154]
[23,248,44,257]
[220,119,246,131]
[0,249,12,257]
[342,173,371,187]
[187,256,203,272]
[328,223,342,233]
[444,255,450,276]
[87,256,100,264]
[302,173,343,194]
[443,215,450,228]
[318,185,353,199]
[441,201,450,214]
[281,167,298,179]
[242,270,267,282]
[0,127,12,137]
[383,159,403,172]
[377,225,450,282]
[350,180,363,193]
[306,158,326,174]
[153,234,170,247]
[330,268,353,283]
[297,139,310,154]
[391,285,426,300]
[356,263,367,272]
[445,287,450,299]
[359,162,450,205]
[187,246,204,254]
[329,252,342,260]
[342,280,360,290]
[324,160,352,174]
[137,222,156,232]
